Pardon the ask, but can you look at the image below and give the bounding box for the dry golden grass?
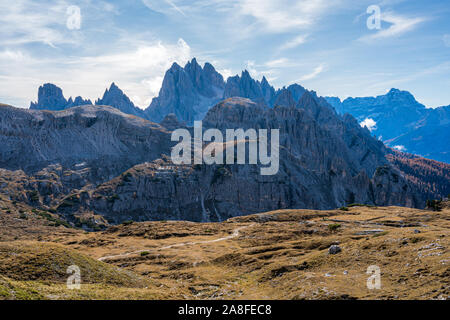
[0,199,449,300]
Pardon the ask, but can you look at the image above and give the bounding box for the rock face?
[0,104,169,173]
[145,58,225,124]
[71,96,436,223]
[30,83,92,110]
[223,70,267,106]
[159,113,185,131]
[0,100,447,223]
[95,83,147,119]
[325,89,450,163]
[223,72,307,109]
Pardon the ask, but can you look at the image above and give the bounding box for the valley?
[1,194,448,300]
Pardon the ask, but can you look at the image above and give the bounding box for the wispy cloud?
[142,0,186,16]
[297,64,325,81]
[265,58,290,68]
[237,0,331,33]
[279,35,308,51]
[0,0,79,47]
[359,11,426,42]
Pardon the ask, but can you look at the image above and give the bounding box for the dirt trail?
[98,224,254,262]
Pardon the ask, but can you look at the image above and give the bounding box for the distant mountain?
[30,83,92,110]
[325,89,449,163]
[145,58,225,123]
[95,82,147,119]
[386,105,450,163]
[222,72,307,108]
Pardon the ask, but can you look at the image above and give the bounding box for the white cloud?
[279,35,308,51]
[0,0,82,47]
[298,64,325,81]
[359,11,425,42]
[217,68,233,81]
[360,118,377,131]
[237,0,330,33]
[142,0,187,16]
[265,58,290,68]
[393,145,406,152]
[0,39,192,108]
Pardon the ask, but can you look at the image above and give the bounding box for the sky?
[0,0,449,109]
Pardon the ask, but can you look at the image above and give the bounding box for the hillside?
[0,196,448,300]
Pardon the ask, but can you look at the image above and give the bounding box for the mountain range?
[0,58,446,226]
[29,59,448,165]
[325,89,450,163]
[29,58,310,123]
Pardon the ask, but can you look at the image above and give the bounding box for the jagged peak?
[169,62,183,72]
[241,69,251,78]
[185,57,200,68]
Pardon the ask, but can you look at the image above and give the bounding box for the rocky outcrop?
[160,113,185,131]
[95,83,147,119]
[30,83,92,111]
[223,70,267,106]
[0,104,170,174]
[74,97,429,223]
[273,88,296,108]
[145,58,225,123]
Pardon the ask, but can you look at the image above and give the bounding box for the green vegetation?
[426,199,442,211]
[108,194,120,202]
[339,206,349,211]
[372,231,389,238]
[58,194,80,208]
[410,237,424,244]
[29,190,39,202]
[327,223,341,232]
[32,209,72,228]
[140,251,150,257]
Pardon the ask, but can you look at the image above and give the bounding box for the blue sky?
[0,0,449,109]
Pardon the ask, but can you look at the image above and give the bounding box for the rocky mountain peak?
[95,83,146,119]
[223,70,265,105]
[30,83,91,111]
[273,88,296,108]
[145,58,225,124]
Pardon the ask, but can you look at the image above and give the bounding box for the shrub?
[140,251,150,257]
[328,223,341,232]
[339,206,349,211]
[426,199,442,211]
[29,190,39,202]
[122,220,133,226]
